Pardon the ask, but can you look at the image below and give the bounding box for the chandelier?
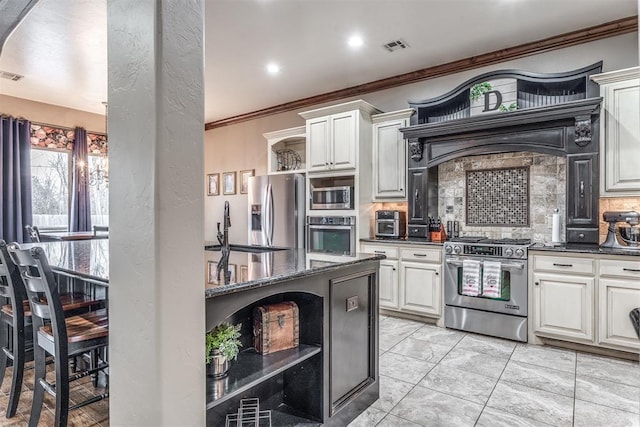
[89,158,109,187]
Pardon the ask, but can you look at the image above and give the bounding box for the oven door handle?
[308,225,354,231]
[445,259,525,269]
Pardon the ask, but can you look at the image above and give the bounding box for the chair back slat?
[7,243,67,344]
[29,300,51,320]
[22,272,47,293]
[25,225,41,243]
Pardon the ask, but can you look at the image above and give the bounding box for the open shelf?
[206,344,321,409]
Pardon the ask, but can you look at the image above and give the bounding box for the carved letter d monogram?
[483,90,503,112]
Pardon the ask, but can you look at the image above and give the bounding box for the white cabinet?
[379,260,399,309]
[372,109,414,200]
[400,261,441,316]
[263,126,306,174]
[300,100,380,174]
[532,272,594,343]
[591,67,640,196]
[598,259,640,351]
[530,251,640,354]
[360,242,442,318]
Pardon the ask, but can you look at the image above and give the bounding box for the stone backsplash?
[438,152,566,243]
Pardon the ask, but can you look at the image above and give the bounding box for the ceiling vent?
[382,39,409,52]
[0,70,24,81]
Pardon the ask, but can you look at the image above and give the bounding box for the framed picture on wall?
[240,265,248,282]
[207,173,219,196]
[207,261,218,284]
[223,171,236,195]
[240,169,255,194]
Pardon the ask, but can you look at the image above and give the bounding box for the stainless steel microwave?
[310,186,353,210]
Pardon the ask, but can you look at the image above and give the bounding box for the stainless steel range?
[444,237,532,342]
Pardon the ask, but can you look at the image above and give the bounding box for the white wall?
[205,32,639,245]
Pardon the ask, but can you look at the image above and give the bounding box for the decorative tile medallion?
[466,167,529,226]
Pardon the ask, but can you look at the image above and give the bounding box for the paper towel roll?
[551,210,561,243]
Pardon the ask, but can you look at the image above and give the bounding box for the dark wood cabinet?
[330,271,376,415]
[567,153,599,244]
[407,167,438,226]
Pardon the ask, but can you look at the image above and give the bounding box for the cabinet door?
[532,272,594,342]
[408,168,428,224]
[307,117,330,172]
[330,111,357,170]
[379,260,399,309]
[399,261,441,316]
[567,154,598,227]
[373,119,406,199]
[599,278,640,352]
[330,271,375,414]
[602,79,640,195]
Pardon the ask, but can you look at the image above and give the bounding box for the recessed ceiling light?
[348,35,364,48]
[266,63,280,75]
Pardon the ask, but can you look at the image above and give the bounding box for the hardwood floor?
[0,362,109,426]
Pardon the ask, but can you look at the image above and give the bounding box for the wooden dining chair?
[0,240,106,420]
[7,243,109,427]
[24,225,41,243]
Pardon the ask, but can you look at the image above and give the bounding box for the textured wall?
[438,152,566,243]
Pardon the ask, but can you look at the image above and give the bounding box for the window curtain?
[0,115,33,243]
[69,127,92,232]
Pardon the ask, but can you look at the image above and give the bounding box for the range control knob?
[504,247,514,257]
[515,248,525,258]
[453,245,462,254]
[444,245,453,254]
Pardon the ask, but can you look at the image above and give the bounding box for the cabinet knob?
[578,233,585,239]
[435,272,439,276]
[400,188,403,191]
[535,282,539,286]
[392,268,396,271]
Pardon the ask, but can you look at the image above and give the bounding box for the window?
[31,149,70,229]
[88,155,109,226]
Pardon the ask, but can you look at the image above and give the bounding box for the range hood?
[400,62,603,244]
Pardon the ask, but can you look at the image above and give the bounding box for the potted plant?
[206,322,242,379]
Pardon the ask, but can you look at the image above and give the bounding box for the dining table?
[20,239,109,285]
[38,231,108,242]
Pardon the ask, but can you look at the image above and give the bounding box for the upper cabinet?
[300,100,381,174]
[263,126,307,175]
[591,67,640,197]
[372,109,414,200]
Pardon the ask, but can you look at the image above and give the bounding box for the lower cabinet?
[530,251,640,354]
[532,272,594,343]
[400,261,441,316]
[379,260,399,309]
[598,258,640,352]
[360,242,442,319]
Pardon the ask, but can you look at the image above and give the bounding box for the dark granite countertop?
[20,240,109,284]
[360,237,443,247]
[530,243,640,257]
[205,246,384,298]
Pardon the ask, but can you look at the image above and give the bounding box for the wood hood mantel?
[399,63,604,245]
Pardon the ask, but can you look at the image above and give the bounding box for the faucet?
[216,201,232,281]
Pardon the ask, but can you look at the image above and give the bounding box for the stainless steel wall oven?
[307,216,356,256]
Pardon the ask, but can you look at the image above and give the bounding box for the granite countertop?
[205,246,384,298]
[360,237,443,246]
[20,240,109,284]
[530,243,640,257]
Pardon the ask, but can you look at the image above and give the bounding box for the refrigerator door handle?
[266,183,273,246]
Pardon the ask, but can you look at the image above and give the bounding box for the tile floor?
[1,315,638,426]
[349,315,640,427]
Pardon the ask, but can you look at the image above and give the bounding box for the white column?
[107,1,205,425]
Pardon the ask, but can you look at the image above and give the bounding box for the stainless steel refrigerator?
[247,174,305,248]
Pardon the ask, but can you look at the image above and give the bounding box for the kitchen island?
[205,245,383,426]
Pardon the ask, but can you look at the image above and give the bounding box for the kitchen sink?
[204,244,286,253]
